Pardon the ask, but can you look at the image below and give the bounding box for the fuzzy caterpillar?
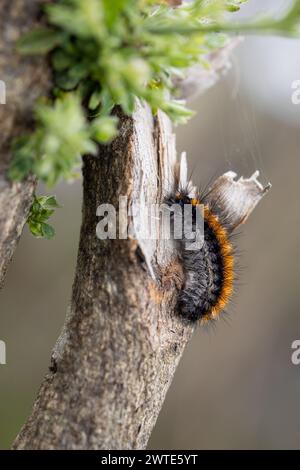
[165,153,271,324]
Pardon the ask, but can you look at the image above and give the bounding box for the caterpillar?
[166,153,271,324]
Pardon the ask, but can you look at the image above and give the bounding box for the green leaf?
[162,100,195,125]
[55,64,89,91]
[39,195,61,210]
[52,49,74,71]
[121,93,136,115]
[17,28,63,55]
[103,0,127,28]
[91,116,119,143]
[27,195,59,239]
[89,89,102,110]
[226,0,247,12]
[28,221,43,238]
[55,71,82,91]
[41,223,55,239]
[98,90,115,116]
[47,1,105,40]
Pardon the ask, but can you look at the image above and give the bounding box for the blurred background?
[1,0,300,449]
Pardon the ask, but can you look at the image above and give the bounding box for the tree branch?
[13,103,194,450]
[0,0,51,287]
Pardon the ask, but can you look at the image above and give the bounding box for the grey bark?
[0,0,51,287]
[13,104,193,450]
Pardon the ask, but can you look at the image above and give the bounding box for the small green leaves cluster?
[27,196,60,239]
[9,0,300,238]
[11,0,245,189]
[12,0,300,188]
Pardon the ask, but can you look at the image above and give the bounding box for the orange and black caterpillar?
[165,154,271,324]
[166,187,235,324]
